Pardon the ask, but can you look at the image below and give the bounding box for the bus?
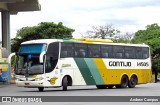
[10,38,152,91]
[0,48,9,82]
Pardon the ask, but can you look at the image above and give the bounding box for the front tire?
[62,76,68,91]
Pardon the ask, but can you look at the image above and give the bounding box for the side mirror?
[8,52,16,64]
[39,51,46,63]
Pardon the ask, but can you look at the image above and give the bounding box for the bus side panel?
[59,58,87,86]
[140,69,152,83]
[43,71,61,87]
[84,58,104,85]
[100,59,152,85]
[74,58,96,85]
[73,58,151,85]
[93,58,119,84]
[42,58,87,87]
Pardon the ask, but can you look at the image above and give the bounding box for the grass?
[158,74,160,78]
[153,73,160,78]
[151,73,160,83]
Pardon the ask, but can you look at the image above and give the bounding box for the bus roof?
[21,39,149,47]
[21,39,63,45]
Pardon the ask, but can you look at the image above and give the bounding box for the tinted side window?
[136,47,143,59]
[45,42,59,73]
[60,43,73,58]
[88,45,100,58]
[101,45,113,58]
[142,47,149,59]
[113,46,124,58]
[74,43,87,57]
[124,47,135,59]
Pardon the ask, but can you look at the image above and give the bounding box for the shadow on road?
[18,86,140,93]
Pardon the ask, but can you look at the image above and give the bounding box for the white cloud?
[1,0,160,39]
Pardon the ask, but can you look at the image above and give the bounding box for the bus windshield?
[15,54,43,75]
[15,44,46,75]
[19,44,46,54]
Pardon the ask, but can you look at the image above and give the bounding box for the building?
[0,0,41,53]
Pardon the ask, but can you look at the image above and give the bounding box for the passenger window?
[116,53,122,58]
[136,47,143,59]
[88,45,100,58]
[142,47,149,59]
[60,43,73,58]
[74,43,87,57]
[101,45,113,58]
[125,47,135,59]
[125,53,129,58]
[113,46,124,58]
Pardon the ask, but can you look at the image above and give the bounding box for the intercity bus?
[0,48,9,82]
[10,38,152,91]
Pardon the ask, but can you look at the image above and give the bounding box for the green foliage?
[11,22,75,52]
[144,38,160,57]
[152,59,160,72]
[132,23,160,72]
[132,23,160,43]
[132,23,160,58]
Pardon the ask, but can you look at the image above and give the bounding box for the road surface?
[0,83,160,105]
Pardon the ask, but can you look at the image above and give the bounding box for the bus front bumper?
[16,80,44,87]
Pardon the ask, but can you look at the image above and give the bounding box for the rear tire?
[38,87,44,92]
[120,75,129,88]
[96,85,107,89]
[128,75,137,88]
[62,76,68,91]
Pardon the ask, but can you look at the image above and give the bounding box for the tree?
[132,23,160,43]
[145,38,160,58]
[11,22,75,52]
[132,23,160,58]
[113,32,134,43]
[132,23,160,73]
[85,24,120,39]
[121,32,134,40]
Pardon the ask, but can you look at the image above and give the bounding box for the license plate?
[25,83,30,85]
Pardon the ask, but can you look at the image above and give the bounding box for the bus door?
[44,42,59,85]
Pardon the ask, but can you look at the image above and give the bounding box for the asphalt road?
[0,83,160,105]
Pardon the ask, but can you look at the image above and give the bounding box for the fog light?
[35,77,43,81]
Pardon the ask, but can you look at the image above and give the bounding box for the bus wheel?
[38,87,44,92]
[96,85,107,89]
[128,75,137,88]
[62,76,68,91]
[120,75,128,88]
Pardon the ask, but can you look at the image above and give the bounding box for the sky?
[1,0,160,39]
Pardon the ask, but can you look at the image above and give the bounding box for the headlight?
[35,77,44,81]
[16,78,20,81]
